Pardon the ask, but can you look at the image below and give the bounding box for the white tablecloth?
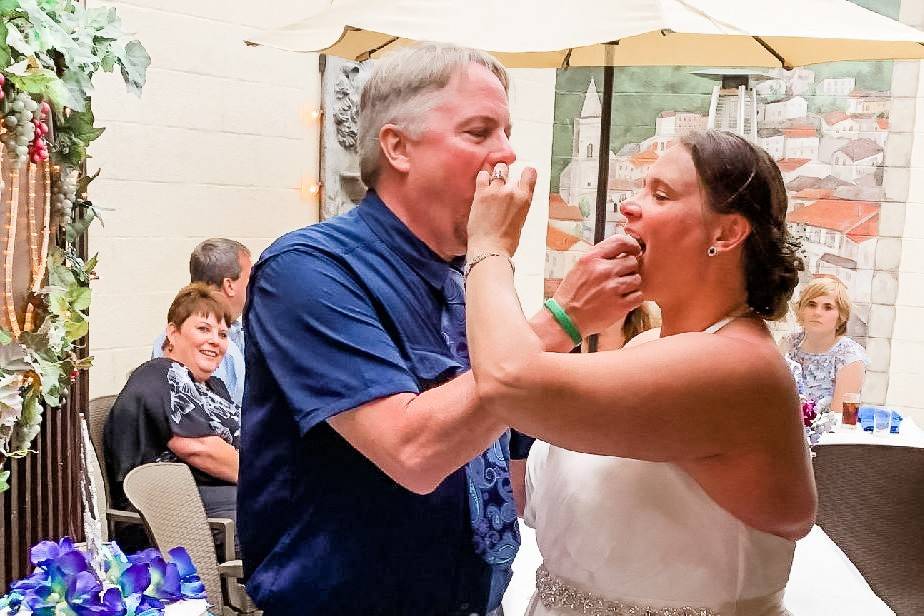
[819,415,924,448]
[503,524,894,615]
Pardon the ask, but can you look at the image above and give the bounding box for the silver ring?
[489,165,507,184]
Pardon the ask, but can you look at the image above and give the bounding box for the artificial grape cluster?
[51,167,78,220]
[2,90,39,167]
[30,101,51,164]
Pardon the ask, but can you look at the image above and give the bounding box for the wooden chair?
[813,443,924,615]
[123,462,260,616]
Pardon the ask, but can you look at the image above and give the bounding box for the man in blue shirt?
[152,238,251,405]
[239,43,642,615]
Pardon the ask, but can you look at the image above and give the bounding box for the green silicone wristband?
[544,298,582,346]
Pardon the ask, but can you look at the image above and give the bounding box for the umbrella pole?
[587,59,615,353]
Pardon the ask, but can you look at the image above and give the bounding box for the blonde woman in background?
[781,276,868,412]
[586,302,660,351]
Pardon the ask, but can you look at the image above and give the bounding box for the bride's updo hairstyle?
[679,130,803,321]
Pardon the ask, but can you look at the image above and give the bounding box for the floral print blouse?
[783,331,869,405]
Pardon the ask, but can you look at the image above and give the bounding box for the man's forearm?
[330,312,569,494]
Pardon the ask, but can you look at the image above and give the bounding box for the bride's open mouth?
[623,228,646,257]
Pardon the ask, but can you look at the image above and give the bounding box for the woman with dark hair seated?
[104,283,240,551]
[464,130,816,615]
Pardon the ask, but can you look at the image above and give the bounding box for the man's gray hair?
[189,238,250,287]
[358,42,509,187]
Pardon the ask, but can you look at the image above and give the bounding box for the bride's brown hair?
[679,130,803,320]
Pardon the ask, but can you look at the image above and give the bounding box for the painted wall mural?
[546,51,901,351]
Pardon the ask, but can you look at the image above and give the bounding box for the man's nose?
[486,132,516,168]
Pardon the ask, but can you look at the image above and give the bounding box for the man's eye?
[467,129,488,138]
[654,192,669,200]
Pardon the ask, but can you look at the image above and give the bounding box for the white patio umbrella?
[248,0,924,68]
[247,0,924,269]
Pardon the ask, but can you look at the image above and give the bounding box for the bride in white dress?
[463,130,816,616]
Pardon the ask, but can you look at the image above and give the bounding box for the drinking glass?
[873,406,892,435]
[841,393,860,428]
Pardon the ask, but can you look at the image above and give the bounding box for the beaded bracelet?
[463,252,514,283]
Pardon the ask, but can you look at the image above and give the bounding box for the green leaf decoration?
[76,167,100,195]
[59,107,105,146]
[59,68,92,111]
[69,285,90,311]
[0,21,12,67]
[0,0,20,15]
[0,469,9,493]
[5,21,34,56]
[0,342,30,372]
[6,58,71,108]
[0,0,145,485]
[115,39,150,95]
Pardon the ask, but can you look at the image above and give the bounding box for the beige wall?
[84,5,556,397]
[885,2,924,424]
[508,69,558,316]
[87,1,321,397]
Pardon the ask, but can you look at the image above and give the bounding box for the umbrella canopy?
[248,0,924,68]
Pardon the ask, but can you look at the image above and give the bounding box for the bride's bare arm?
[466,255,798,461]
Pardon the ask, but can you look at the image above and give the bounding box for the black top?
[104,357,240,509]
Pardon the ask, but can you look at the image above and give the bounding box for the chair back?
[87,395,118,501]
[123,463,224,612]
[813,443,924,615]
[82,429,110,542]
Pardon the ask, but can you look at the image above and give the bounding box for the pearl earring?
[707,246,718,257]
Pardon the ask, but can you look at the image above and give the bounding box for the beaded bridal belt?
[536,565,719,616]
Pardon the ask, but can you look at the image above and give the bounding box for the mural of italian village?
[546,2,902,345]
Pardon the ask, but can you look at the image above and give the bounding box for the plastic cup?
[873,406,892,435]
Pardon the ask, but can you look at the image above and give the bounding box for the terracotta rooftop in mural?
[758,128,783,138]
[782,127,817,138]
[787,199,879,243]
[787,175,852,192]
[823,111,850,126]
[777,158,811,172]
[629,145,659,167]
[546,225,589,251]
[548,194,584,221]
[608,179,636,191]
[794,188,833,200]
[835,138,883,162]
[783,119,817,130]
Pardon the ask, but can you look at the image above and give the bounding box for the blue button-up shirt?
[239,192,513,615]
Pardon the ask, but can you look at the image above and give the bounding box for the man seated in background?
[152,238,251,406]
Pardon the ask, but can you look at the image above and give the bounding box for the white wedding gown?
[521,321,795,616]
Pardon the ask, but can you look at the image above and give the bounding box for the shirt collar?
[357,190,464,291]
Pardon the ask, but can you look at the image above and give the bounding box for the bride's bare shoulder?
[624,327,660,349]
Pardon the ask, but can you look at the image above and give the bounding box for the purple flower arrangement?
[802,398,836,450]
[0,538,206,616]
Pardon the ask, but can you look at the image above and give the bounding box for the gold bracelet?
[463,252,514,283]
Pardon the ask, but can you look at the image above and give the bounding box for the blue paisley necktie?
[441,267,520,594]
